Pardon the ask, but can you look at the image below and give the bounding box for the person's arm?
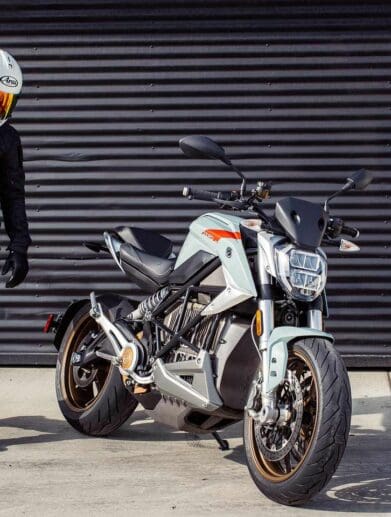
[0,127,31,287]
[0,128,31,252]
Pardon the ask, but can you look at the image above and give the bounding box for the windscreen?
[275,197,328,250]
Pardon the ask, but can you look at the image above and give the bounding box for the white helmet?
[0,50,22,126]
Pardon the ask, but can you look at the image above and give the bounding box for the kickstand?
[212,431,229,451]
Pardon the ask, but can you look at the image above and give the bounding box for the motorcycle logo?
[1,76,18,87]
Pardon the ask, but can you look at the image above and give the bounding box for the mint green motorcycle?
[51,136,371,505]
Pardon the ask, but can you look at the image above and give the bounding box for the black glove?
[2,251,29,288]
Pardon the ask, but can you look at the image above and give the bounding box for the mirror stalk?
[324,179,354,212]
[226,160,247,197]
[324,170,372,211]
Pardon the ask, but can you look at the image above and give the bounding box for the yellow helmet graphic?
[0,49,22,125]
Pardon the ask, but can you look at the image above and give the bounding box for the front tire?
[55,305,138,436]
[244,337,351,506]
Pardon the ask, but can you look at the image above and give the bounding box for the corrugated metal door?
[0,1,390,366]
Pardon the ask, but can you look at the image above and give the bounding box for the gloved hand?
[2,251,29,288]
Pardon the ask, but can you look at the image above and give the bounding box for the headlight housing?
[275,245,327,301]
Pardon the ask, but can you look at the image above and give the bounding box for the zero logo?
[1,76,18,88]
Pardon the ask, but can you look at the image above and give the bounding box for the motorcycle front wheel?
[244,337,351,506]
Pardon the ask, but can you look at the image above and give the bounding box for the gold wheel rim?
[249,349,319,482]
[61,313,112,412]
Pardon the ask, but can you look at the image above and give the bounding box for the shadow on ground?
[223,428,391,513]
[0,415,86,452]
[0,396,390,513]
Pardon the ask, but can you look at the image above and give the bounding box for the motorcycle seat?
[120,242,175,291]
[115,226,174,260]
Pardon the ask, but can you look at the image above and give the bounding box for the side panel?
[215,319,260,410]
[175,212,257,315]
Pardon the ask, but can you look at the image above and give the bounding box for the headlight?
[275,245,327,301]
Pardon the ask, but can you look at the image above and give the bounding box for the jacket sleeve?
[0,130,31,253]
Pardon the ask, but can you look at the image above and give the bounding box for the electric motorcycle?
[48,135,372,506]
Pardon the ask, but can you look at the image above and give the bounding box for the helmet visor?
[0,91,17,121]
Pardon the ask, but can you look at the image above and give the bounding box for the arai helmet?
[0,50,22,126]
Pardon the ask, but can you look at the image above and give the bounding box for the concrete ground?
[0,369,389,517]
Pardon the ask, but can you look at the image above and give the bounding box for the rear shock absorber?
[129,286,170,320]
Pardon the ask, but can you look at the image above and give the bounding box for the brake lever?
[321,237,340,247]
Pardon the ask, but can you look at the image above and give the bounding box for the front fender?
[53,293,136,351]
[264,326,334,393]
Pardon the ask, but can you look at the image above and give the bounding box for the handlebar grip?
[341,225,360,238]
[183,187,228,202]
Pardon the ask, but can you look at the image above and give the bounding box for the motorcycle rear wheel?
[244,337,351,506]
[55,305,138,436]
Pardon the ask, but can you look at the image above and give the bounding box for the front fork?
[308,308,323,330]
[256,296,279,424]
[247,251,324,424]
[244,242,277,423]
[249,301,324,424]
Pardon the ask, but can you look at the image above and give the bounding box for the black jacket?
[0,122,31,253]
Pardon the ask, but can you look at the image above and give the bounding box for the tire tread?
[55,305,138,437]
[244,337,352,506]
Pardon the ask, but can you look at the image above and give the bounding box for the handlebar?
[327,217,360,239]
[341,224,360,239]
[183,188,361,241]
[182,187,230,202]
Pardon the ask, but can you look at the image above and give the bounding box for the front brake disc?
[254,374,303,461]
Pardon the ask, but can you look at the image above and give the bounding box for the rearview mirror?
[325,168,374,210]
[179,135,230,165]
[179,135,247,196]
[346,169,373,191]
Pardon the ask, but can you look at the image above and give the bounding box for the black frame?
[143,248,259,361]
[147,257,223,359]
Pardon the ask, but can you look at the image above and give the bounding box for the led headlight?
[275,245,327,301]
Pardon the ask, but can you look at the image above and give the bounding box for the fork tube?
[308,309,323,330]
[257,248,274,351]
[257,248,276,415]
[259,298,274,349]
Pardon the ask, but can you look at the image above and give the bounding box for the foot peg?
[212,431,229,451]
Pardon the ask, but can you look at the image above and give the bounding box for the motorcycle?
[47,135,372,505]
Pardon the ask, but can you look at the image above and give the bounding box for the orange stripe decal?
[202,229,242,242]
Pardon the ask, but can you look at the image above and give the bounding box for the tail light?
[43,314,58,333]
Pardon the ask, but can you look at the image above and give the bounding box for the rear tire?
[244,337,351,506]
[55,305,138,436]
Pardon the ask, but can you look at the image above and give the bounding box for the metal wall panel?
[0,0,390,366]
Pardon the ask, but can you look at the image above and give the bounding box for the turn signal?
[255,309,263,337]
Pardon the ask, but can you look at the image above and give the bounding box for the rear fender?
[53,293,136,351]
[264,326,334,393]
